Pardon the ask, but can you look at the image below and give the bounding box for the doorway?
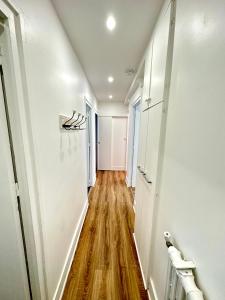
[86,103,92,193]
[0,25,31,299]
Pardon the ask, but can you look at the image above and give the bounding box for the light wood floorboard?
[62,171,148,300]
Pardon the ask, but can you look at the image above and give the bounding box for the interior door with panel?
[111,117,127,170]
[98,116,112,170]
[0,70,30,299]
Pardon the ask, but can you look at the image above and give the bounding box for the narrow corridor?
[62,171,148,300]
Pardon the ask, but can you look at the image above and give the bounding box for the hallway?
[62,171,148,300]
[1,0,225,298]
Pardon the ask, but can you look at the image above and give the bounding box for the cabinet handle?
[143,100,164,112]
[143,174,152,184]
[145,97,152,107]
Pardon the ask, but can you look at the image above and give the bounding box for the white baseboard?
[53,200,89,300]
[132,233,147,289]
[111,166,126,171]
[148,277,159,300]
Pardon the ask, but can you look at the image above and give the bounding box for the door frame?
[0,1,46,299]
[111,116,128,171]
[131,99,141,187]
[86,102,92,189]
[126,95,141,186]
[85,97,97,187]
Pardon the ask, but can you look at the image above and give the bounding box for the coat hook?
[78,117,87,129]
[70,112,81,127]
[72,117,87,130]
[62,110,76,130]
[71,115,84,129]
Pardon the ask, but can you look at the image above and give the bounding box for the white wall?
[126,86,142,186]
[11,0,97,298]
[98,101,128,116]
[147,0,225,299]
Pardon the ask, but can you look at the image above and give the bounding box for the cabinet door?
[137,108,149,172]
[150,3,171,105]
[145,103,163,185]
[134,172,154,284]
[142,42,153,111]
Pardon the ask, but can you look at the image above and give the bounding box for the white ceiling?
[52,0,164,102]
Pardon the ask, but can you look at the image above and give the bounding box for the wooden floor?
[62,171,148,300]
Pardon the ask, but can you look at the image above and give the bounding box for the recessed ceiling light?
[108,76,114,83]
[109,95,113,99]
[106,15,116,31]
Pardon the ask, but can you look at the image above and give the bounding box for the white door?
[0,71,30,299]
[111,117,127,170]
[98,116,112,170]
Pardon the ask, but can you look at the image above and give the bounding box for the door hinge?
[15,182,20,197]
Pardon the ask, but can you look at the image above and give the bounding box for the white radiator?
[164,232,204,300]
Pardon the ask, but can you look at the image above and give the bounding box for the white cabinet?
[150,4,171,105]
[134,172,154,283]
[137,43,152,172]
[137,3,170,173]
[144,103,163,184]
[134,0,172,287]
[137,105,149,172]
[142,42,153,111]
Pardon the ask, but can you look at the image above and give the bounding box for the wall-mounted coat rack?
[59,110,87,131]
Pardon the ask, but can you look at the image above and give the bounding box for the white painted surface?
[150,3,170,104]
[145,103,163,184]
[142,42,153,110]
[86,103,92,187]
[131,103,140,187]
[111,117,127,170]
[98,116,112,170]
[52,0,164,102]
[53,200,88,300]
[134,172,154,282]
[9,0,97,298]
[98,101,128,116]
[98,116,127,170]
[0,66,29,300]
[137,98,149,172]
[126,86,142,186]
[134,0,172,288]
[149,0,225,299]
